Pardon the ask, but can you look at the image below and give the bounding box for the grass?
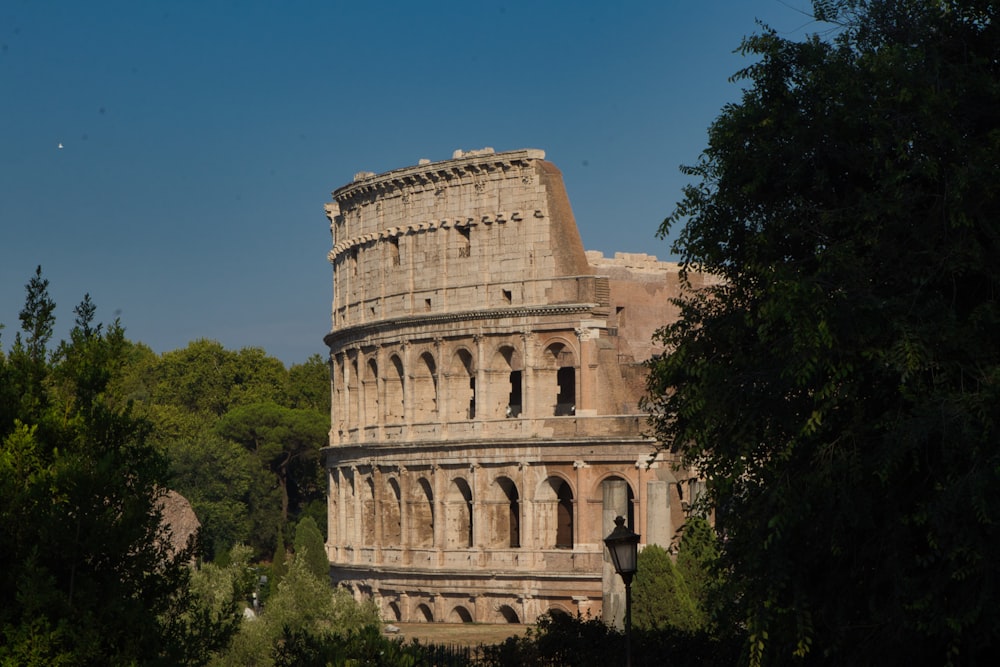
[389,622,528,648]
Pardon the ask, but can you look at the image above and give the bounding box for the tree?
[0,273,236,665]
[645,1,1000,664]
[632,544,702,633]
[215,402,329,524]
[293,516,330,580]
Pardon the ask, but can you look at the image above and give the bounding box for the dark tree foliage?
[645,1,1000,664]
[0,270,234,665]
[632,544,701,632]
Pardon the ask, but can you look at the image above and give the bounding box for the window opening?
[556,481,574,548]
[502,289,512,303]
[468,377,476,419]
[555,367,575,415]
[507,370,522,417]
[458,226,471,258]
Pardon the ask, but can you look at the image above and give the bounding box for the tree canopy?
[646,1,1000,664]
[0,270,235,665]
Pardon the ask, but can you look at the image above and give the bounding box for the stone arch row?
[330,466,635,552]
[381,597,530,625]
[332,335,580,431]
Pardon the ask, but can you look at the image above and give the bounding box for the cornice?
[331,148,545,204]
[323,303,598,349]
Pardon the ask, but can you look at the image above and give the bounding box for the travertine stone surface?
[323,149,702,627]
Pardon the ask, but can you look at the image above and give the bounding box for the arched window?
[449,348,476,420]
[446,477,473,548]
[409,477,434,547]
[537,477,574,549]
[363,358,378,426]
[386,354,405,423]
[412,351,438,422]
[492,345,523,418]
[449,606,474,623]
[384,478,402,545]
[415,603,434,622]
[497,605,520,624]
[361,476,376,546]
[556,481,574,548]
[489,476,521,548]
[543,343,576,416]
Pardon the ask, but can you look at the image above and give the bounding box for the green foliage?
[216,402,329,523]
[106,338,331,560]
[293,516,330,580]
[646,1,1000,663]
[675,516,720,623]
[633,545,703,633]
[211,554,380,667]
[0,271,235,665]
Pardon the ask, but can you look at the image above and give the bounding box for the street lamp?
[604,515,640,667]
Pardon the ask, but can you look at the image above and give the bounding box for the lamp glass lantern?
[604,515,640,584]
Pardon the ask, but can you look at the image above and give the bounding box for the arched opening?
[556,481,574,548]
[386,354,405,423]
[495,345,523,418]
[446,477,473,548]
[498,605,520,624]
[387,601,402,622]
[384,478,402,545]
[344,470,356,542]
[409,477,434,547]
[543,343,576,416]
[415,604,434,623]
[488,476,521,548]
[333,354,346,432]
[449,606,474,623]
[449,348,476,421]
[601,476,636,533]
[361,476,376,546]
[363,358,379,426]
[412,351,438,422]
[537,477,574,549]
[348,356,360,426]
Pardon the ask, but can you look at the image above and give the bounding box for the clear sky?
[1,1,820,366]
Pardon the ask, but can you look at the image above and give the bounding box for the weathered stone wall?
[322,149,700,626]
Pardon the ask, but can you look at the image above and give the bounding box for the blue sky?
[1,1,820,365]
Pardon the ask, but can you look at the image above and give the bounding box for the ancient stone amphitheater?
[322,148,705,626]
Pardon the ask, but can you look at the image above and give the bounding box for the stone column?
[520,332,533,418]
[519,461,534,553]
[350,466,362,564]
[474,335,487,419]
[432,465,444,562]
[602,478,630,630]
[401,340,413,434]
[372,465,383,564]
[470,463,482,554]
[573,460,589,547]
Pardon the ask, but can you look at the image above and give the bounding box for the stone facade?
[322,148,707,625]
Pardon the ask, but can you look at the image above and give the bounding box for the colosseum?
[322,147,706,626]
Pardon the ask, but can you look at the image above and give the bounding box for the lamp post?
[604,515,640,667]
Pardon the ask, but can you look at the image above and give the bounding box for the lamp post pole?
[604,515,640,667]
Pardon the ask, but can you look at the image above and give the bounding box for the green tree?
[213,554,379,667]
[632,544,702,633]
[645,1,1000,663]
[293,516,329,580]
[675,516,720,625]
[216,402,329,524]
[287,353,331,412]
[0,273,235,665]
